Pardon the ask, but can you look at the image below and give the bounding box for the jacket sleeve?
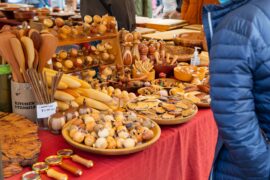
[210,27,270,178]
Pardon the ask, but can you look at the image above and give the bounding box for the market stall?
[6,110,217,180]
[0,4,217,180]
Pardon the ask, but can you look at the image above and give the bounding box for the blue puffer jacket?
[203,0,270,179]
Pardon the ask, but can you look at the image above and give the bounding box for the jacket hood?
[202,0,250,49]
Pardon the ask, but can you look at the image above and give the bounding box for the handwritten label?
[36,102,57,119]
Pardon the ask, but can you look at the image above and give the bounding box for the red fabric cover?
[7,109,217,180]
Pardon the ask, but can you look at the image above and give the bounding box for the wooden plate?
[151,78,181,89]
[147,105,198,125]
[62,120,161,155]
[137,86,164,95]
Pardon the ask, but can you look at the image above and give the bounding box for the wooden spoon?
[38,34,58,72]
[0,32,24,82]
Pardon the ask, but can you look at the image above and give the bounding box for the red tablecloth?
[7,109,218,180]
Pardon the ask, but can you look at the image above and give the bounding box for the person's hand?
[163,10,181,19]
[168,10,181,19]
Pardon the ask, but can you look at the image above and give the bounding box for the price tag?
[36,102,57,119]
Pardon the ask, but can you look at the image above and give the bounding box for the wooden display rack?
[57,32,124,68]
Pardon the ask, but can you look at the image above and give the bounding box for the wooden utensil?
[0,31,24,82]
[21,36,35,69]
[9,37,26,81]
[45,155,83,176]
[57,149,94,168]
[32,162,68,180]
[38,34,58,72]
[33,49,39,70]
[171,55,179,65]
[29,29,42,51]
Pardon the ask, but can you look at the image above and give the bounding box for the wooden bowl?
[62,119,161,155]
[196,103,210,108]
[14,10,36,21]
[154,64,176,77]
[174,67,193,82]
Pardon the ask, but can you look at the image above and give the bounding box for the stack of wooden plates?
[0,112,41,178]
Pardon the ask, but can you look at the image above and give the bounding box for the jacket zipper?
[208,11,214,40]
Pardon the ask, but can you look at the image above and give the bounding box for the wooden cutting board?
[142,28,200,41]
[136,16,188,31]
[0,112,41,178]
[135,27,156,35]
[183,24,203,31]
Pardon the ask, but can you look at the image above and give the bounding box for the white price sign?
[36,102,57,119]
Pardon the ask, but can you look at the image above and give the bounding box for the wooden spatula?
[29,29,42,51]
[33,49,39,70]
[38,34,58,72]
[0,32,24,82]
[9,37,26,81]
[21,36,35,70]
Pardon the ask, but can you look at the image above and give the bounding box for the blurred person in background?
[135,0,152,17]
[163,0,182,19]
[182,0,218,24]
[80,0,136,31]
[203,0,270,179]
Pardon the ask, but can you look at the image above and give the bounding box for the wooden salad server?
[9,37,26,81]
[0,31,24,82]
[38,34,58,72]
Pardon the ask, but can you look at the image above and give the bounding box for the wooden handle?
[47,168,68,180]
[59,162,83,176]
[71,155,94,168]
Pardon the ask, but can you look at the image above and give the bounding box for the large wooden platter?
[0,112,41,178]
[62,120,161,155]
[126,95,198,125]
[150,106,198,125]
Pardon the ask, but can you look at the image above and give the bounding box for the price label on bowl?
[36,102,57,119]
